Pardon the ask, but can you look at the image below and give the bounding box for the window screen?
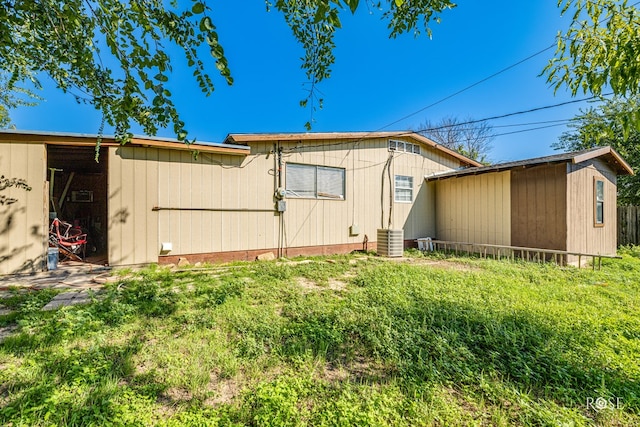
[394,175,413,203]
[286,163,345,200]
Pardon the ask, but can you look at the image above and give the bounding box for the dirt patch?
[321,357,392,383]
[327,279,347,291]
[206,378,239,406]
[406,258,482,272]
[296,277,320,291]
[296,277,348,292]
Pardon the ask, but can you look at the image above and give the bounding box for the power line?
[377,44,557,131]
[412,94,606,135]
[374,0,640,134]
[491,123,570,138]
[283,95,601,153]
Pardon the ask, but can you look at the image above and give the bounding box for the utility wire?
[411,94,606,134]
[373,0,640,133]
[377,44,556,131]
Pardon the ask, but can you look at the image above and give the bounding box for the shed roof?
[224,131,483,167]
[0,129,250,156]
[425,146,634,181]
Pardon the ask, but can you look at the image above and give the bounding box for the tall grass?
[1,251,639,426]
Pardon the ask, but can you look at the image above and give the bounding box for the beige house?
[426,147,634,264]
[0,130,481,274]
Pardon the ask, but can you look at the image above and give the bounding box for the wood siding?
[618,205,640,246]
[282,137,461,251]
[511,163,567,250]
[566,159,617,258]
[151,137,464,261]
[434,171,511,245]
[155,142,278,256]
[108,146,160,266]
[0,142,47,274]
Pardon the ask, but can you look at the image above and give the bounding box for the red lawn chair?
[49,218,87,262]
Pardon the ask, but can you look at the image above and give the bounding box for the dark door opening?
[47,146,108,265]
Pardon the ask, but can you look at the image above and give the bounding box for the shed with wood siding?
[426,146,634,265]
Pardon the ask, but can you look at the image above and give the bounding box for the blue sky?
[10,1,598,163]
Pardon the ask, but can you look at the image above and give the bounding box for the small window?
[394,175,413,203]
[286,163,345,200]
[594,178,604,226]
[389,139,421,155]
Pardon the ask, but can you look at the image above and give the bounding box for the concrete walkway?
[0,263,116,342]
[0,262,113,310]
[0,262,112,292]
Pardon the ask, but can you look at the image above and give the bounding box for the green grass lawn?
[1,248,639,426]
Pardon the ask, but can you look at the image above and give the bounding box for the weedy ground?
[1,248,639,426]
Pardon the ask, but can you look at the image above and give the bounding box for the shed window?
[286,163,345,200]
[594,179,604,226]
[394,175,413,203]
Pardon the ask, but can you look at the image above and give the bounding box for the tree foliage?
[0,72,40,128]
[419,116,494,164]
[554,97,640,205]
[545,0,640,100]
[0,0,455,140]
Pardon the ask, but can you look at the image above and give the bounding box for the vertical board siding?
[284,138,455,251]
[0,142,47,274]
[566,159,617,257]
[434,171,511,245]
[108,147,159,266]
[156,143,278,255]
[101,137,467,262]
[510,163,567,250]
[618,206,640,245]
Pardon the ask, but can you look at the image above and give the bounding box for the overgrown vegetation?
[1,250,639,426]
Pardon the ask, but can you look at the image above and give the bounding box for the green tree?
[553,97,640,205]
[418,116,494,164]
[0,0,455,141]
[545,0,640,102]
[0,72,39,128]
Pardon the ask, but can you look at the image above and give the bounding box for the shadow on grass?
[0,334,160,425]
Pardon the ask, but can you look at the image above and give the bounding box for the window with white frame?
[286,163,345,200]
[389,139,421,155]
[394,175,413,203]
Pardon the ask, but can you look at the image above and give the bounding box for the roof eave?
[0,131,250,156]
[572,146,634,176]
[225,132,482,167]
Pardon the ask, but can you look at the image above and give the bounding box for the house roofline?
[224,131,483,167]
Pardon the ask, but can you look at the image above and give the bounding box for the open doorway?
[47,146,108,266]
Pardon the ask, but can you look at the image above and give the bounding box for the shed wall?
[0,142,47,274]
[108,146,159,266]
[434,171,511,245]
[510,163,567,250]
[566,159,617,258]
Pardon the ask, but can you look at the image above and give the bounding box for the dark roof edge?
[0,129,250,154]
[425,146,634,181]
